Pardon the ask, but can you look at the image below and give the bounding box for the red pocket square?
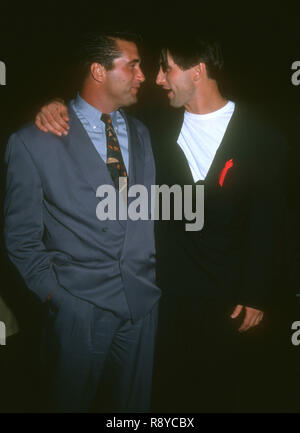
[219,158,234,187]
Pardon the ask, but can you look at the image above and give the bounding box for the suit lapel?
[119,110,145,227]
[120,109,145,189]
[159,108,195,185]
[65,103,114,193]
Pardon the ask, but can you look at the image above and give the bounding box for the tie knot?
[101,113,112,125]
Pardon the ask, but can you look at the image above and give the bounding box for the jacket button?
[102,227,108,232]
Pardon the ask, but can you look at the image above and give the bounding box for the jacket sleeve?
[4,132,64,303]
[237,136,287,310]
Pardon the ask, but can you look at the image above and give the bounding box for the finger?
[42,102,70,128]
[239,311,263,332]
[246,309,263,327]
[52,108,70,131]
[253,312,264,327]
[41,109,67,135]
[238,322,253,332]
[247,315,260,330]
[237,310,254,332]
[230,304,243,319]
[61,106,70,123]
[35,115,49,132]
[36,113,53,133]
[39,113,63,136]
[238,318,250,332]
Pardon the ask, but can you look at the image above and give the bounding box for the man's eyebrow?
[128,58,141,65]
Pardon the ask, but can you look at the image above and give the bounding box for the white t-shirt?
[177,101,235,182]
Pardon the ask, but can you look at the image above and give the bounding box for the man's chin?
[169,98,180,108]
[123,95,138,107]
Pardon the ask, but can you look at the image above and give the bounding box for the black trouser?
[152,294,242,413]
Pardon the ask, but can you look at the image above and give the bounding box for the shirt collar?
[73,93,119,128]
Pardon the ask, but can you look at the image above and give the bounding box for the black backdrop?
[0,2,299,413]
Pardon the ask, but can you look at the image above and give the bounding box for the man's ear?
[90,62,106,83]
[192,62,207,81]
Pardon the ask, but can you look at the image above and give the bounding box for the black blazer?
[151,104,287,309]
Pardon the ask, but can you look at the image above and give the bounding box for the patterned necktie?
[101,113,128,190]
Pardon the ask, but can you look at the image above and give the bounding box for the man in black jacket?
[150,37,286,412]
[34,36,286,412]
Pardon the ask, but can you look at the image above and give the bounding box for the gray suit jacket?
[4,105,160,322]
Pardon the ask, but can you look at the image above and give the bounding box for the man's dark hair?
[77,30,142,78]
[160,36,224,81]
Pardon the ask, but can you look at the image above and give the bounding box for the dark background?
[0,2,299,413]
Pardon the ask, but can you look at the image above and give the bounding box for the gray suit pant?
[41,292,158,413]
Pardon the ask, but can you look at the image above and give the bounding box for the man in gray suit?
[4,32,160,412]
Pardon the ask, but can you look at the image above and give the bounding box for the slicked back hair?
[77,31,142,78]
[160,36,224,82]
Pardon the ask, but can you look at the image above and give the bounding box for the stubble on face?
[104,39,144,108]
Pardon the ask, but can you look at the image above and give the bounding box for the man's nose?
[137,66,145,83]
[156,68,165,86]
